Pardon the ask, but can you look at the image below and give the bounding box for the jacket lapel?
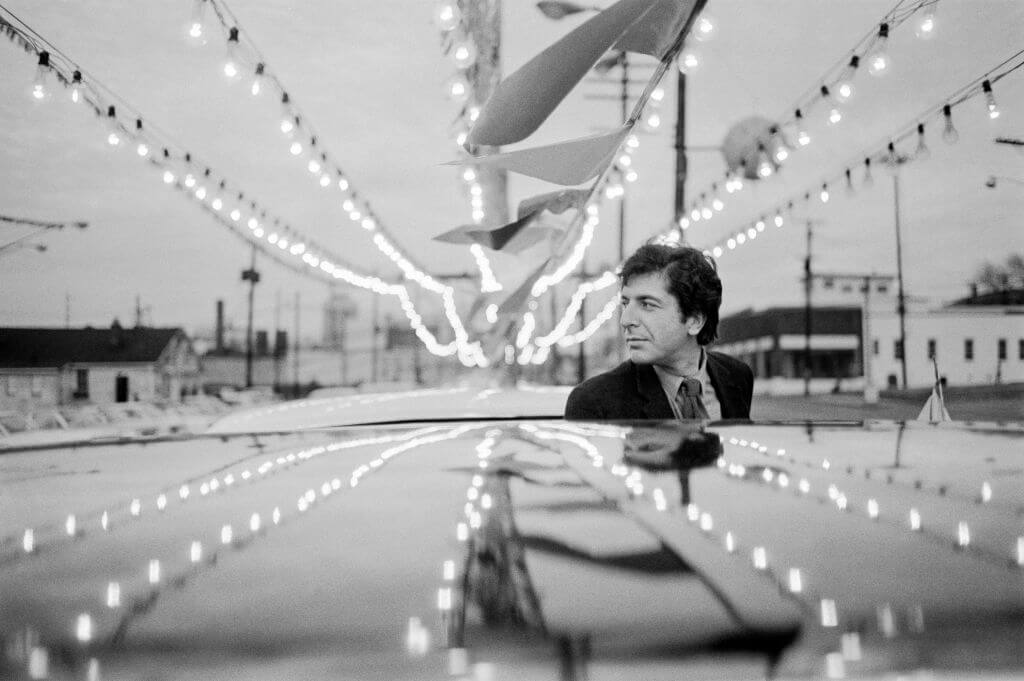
[632,362,675,419]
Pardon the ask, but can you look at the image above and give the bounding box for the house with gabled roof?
[0,321,200,410]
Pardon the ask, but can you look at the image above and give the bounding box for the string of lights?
[676,0,940,236]
[700,48,1024,259]
[0,6,487,366]
[435,1,503,293]
[189,0,486,364]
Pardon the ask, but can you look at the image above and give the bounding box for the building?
[716,286,1024,393]
[0,322,200,410]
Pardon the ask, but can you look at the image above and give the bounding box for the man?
[565,243,753,420]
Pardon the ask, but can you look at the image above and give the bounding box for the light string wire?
[677,0,938,234]
[700,48,1024,257]
[196,0,486,366]
[0,6,486,365]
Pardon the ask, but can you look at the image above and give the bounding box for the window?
[872,339,880,356]
[965,339,974,361]
[997,339,1007,361]
[927,339,936,360]
[894,340,903,360]
[877,284,889,294]
[75,369,89,399]
[4,377,14,396]
[30,376,42,396]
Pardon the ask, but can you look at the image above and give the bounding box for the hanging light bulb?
[941,103,959,144]
[915,9,936,39]
[31,51,52,102]
[914,122,930,160]
[445,74,469,102]
[756,145,773,178]
[794,109,810,146]
[694,14,716,41]
[867,23,890,76]
[863,157,874,186]
[223,27,242,81]
[644,111,662,131]
[250,62,265,96]
[69,70,83,104]
[982,80,999,119]
[279,93,297,136]
[105,105,121,147]
[834,55,859,102]
[820,183,830,203]
[820,85,842,126]
[844,168,854,194]
[134,120,149,157]
[678,49,699,73]
[434,1,460,31]
[774,141,789,163]
[452,40,477,69]
[186,0,207,44]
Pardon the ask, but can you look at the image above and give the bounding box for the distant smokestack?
[215,299,224,352]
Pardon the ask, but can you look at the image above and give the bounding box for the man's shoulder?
[707,350,752,375]
[571,360,635,394]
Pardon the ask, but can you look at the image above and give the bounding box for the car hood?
[1,419,1022,680]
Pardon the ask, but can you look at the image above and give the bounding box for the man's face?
[619,271,702,368]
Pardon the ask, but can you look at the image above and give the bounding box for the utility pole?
[241,245,260,388]
[804,220,813,397]
[674,71,687,243]
[618,51,628,262]
[890,156,910,389]
[370,288,379,384]
[293,291,300,392]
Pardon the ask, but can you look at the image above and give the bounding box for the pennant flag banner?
[498,260,553,316]
[517,188,590,220]
[613,0,703,59]
[459,127,630,186]
[467,0,658,146]
[917,359,952,422]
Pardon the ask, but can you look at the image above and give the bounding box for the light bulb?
[279,93,296,136]
[795,109,810,146]
[186,0,207,44]
[694,14,716,41]
[914,122,930,160]
[774,144,789,163]
[651,87,665,103]
[774,213,784,227]
[433,1,460,31]
[867,23,890,76]
[827,107,842,126]
[756,147,773,178]
[105,105,121,147]
[915,11,936,39]
[645,112,662,130]
[701,206,713,220]
[941,104,959,144]
[835,55,859,102]
[250,62,265,96]
[820,184,830,203]
[69,70,83,104]
[290,141,303,155]
[863,157,874,186]
[223,27,242,81]
[452,41,477,69]
[982,80,999,119]
[678,49,699,73]
[31,51,52,102]
[445,75,469,102]
[134,119,148,156]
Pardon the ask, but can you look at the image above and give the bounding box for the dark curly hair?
[619,244,722,346]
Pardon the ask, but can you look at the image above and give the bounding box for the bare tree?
[971,253,1024,293]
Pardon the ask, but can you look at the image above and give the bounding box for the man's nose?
[620,302,636,328]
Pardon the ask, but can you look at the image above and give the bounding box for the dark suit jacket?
[564,351,754,421]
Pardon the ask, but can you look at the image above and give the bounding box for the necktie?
[676,377,709,420]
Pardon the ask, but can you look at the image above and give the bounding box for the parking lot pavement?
[752,391,1024,422]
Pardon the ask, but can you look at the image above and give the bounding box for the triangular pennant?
[502,225,561,254]
[460,127,630,186]
[517,188,590,220]
[467,0,659,146]
[432,224,480,245]
[613,0,703,59]
[497,259,552,316]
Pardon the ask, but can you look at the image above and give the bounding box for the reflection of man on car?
[565,244,753,421]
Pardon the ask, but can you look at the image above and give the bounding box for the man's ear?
[685,313,706,337]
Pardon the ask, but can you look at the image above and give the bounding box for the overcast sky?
[0,0,1021,345]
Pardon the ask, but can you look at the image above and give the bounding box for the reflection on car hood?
[208,384,573,432]
[1,419,1023,680]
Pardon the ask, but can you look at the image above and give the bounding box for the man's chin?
[625,346,653,364]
